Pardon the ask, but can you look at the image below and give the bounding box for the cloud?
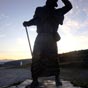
[0,34,5,38]
[0,14,9,20]
[15,37,32,58]
[59,17,82,36]
[59,14,88,36]
[28,26,36,31]
[58,32,88,53]
[15,37,33,53]
[58,14,88,53]
[16,38,28,48]
[65,19,81,29]
[0,13,12,30]
[0,32,6,38]
[83,8,88,16]
[68,0,88,20]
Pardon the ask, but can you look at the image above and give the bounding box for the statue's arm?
[60,0,73,15]
[23,7,39,27]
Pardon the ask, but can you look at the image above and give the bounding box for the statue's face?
[46,0,58,8]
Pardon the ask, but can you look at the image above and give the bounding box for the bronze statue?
[23,0,72,88]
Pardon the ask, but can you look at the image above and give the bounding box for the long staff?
[25,27,33,56]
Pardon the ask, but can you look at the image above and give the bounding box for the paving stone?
[13,79,81,88]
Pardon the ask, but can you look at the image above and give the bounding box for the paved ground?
[0,67,86,88]
[8,79,81,88]
[0,68,31,87]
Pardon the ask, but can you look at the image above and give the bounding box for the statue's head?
[46,0,58,8]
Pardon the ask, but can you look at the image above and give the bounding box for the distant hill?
[0,60,12,64]
[59,49,88,68]
[3,59,32,67]
[2,49,88,68]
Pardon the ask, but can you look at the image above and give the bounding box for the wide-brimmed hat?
[46,0,58,7]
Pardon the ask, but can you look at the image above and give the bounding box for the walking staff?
[25,27,32,56]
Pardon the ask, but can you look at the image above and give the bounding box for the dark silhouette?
[23,0,72,87]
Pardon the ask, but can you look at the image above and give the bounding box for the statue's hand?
[23,21,28,27]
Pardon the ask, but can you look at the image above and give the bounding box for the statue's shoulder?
[36,6,44,12]
[35,6,45,16]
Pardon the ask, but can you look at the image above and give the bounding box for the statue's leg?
[30,61,39,88]
[55,72,62,87]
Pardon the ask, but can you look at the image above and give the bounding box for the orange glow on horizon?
[0,52,32,60]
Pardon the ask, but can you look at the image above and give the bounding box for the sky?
[0,0,88,60]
